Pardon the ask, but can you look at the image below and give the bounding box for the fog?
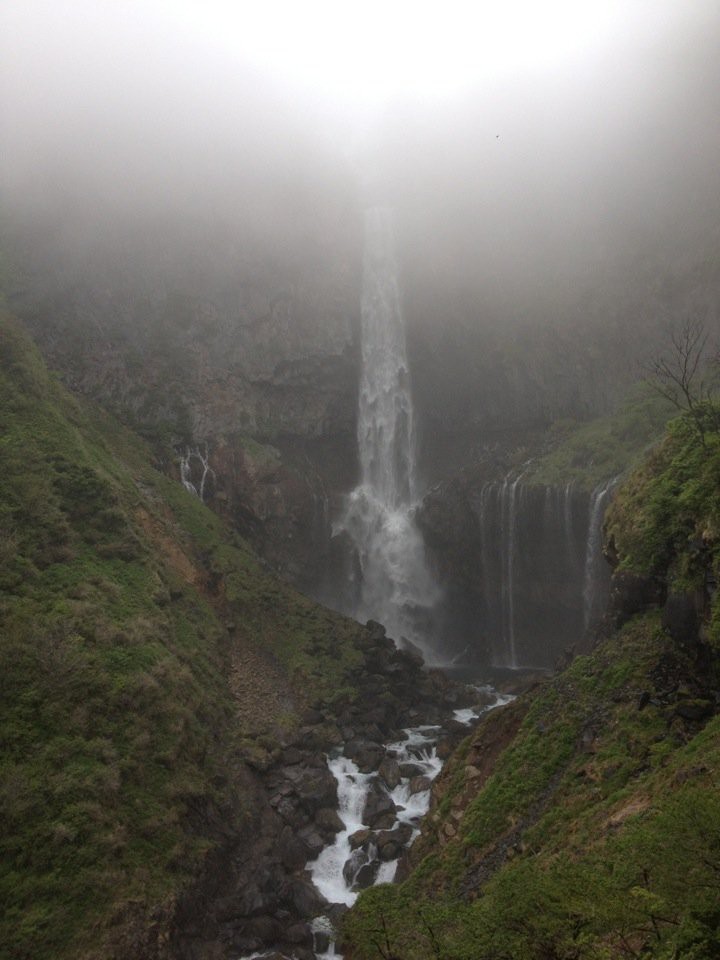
[2,0,719,326]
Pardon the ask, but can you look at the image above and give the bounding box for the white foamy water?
[243,689,512,959]
[454,686,516,726]
[309,723,444,912]
[180,444,215,502]
[309,756,374,906]
[339,207,439,658]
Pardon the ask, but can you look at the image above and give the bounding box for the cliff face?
[4,205,362,589]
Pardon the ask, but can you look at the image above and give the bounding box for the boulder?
[399,762,425,779]
[354,861,380,889]
[298,827,325,859]
[244,915,283,942]
[279,824,306,871]
[315,807,345,836]
[348,828,372,850]
[350,741,385,773]
[378,757,401,790]
[362,780,397,829]
[295,766,338,813]
[290,877,325,917]
[283,922,313,946]
[675,698,714,722]
[663,590,704,648]
[343,847,374,887]
[409,775,432,795]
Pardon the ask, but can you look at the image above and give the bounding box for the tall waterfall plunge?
[339,208,438,655]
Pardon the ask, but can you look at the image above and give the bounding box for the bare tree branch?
[642,316,719,447]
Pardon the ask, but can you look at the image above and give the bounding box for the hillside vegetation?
[344,409,720,960]
[0,312,366,960]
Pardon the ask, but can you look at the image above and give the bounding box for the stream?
[240,684,513,960]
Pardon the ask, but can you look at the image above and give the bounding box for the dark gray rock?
[244,915,283,941]
[284,922,313,946]
[675,698,714,721]
[315,807,345,835]
[362,780,397,828]
[295,766,338,813]
[399,762,425,779]
[378,756,401,790]
[663,590,704,648]
[409,775,432,795]
[279,824,306,871]
[354,861,380,889]
[348,828,372,850]
[290,877,325,917]
[298,826,325,859]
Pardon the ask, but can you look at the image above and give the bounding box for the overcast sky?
[2,1,719,298]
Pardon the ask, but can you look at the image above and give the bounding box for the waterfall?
[582,477,616,631]
[475,473,614,669]
[505,473,524,669]
[563,480,576,569]
[180,445,215,502]
[340,208,438,654]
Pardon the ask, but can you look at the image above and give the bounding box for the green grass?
[0,312,367,958]
[345,615,720,959]
[524,386,674,489]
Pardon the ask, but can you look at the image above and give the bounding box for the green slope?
[344,412,720,960]
[0,312,365,959]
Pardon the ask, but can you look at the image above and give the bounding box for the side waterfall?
[340,208,438,654]
[476,475,616,668]
[582,477,617,631]
[180,445,215,502]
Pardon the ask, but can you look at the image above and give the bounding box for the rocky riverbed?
[213,622,514,960]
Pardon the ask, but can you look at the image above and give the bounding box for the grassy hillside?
[0,312,366,959]
[344,410,720,960]
[522,387,674,490]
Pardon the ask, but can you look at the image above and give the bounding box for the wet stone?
[354,861,380,889]
[409,775,432,795]
[348,828,372,850]
[378,756,401,790]
[399,762,425,779]
[315,806,345,836]
[362,781,396,828]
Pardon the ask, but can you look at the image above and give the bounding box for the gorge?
[2,3,720,959]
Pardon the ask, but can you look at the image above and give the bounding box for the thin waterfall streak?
[499,475,511,665]
[582,477,616,631]
[564,480,575,570]
[506,473,524,669]
[180,444,214,503]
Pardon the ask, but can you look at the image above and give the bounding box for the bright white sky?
[165,0,653,103]
[1,0,682,111]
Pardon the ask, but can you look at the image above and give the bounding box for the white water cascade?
[180,445,215,502]
[582,477,617,631]
[476,473,616,668]
[340,208,438,654]
[308,726,443,908]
